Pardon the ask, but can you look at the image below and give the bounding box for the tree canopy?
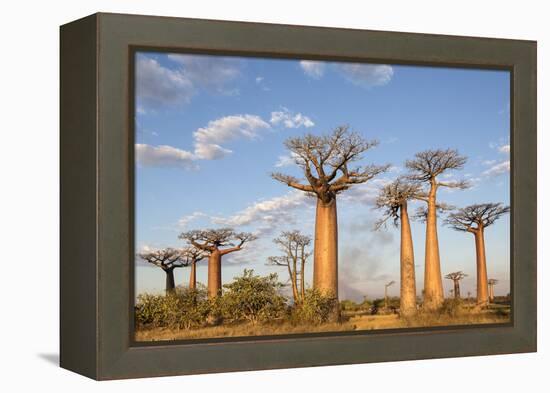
[179,228,257,255]
[138,248,187,270]
[272,126,389,203]
[445,203,510,232]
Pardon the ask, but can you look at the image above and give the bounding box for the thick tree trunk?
[189,261,196,290]
[164,268,175,293]
[399,202,417,316]
[207,250,222,298]
[453,280,460,299]
[423,183,444,310]
[313,197,339,320]
[474,228,489,306]
[288,264,299,304]
[300,257,305,301]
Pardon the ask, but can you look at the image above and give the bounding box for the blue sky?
[134,51,510,301]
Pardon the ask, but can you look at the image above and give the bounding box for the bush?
[135,286,211,330]
[440,298,464,317]
[290,289,338,325]
[221,269,287,324]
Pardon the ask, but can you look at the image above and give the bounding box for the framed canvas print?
[60,13,537,380]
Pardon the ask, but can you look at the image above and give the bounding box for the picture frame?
[60,12,536,380]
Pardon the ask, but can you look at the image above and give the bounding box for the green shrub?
[290,289,338,325]
[135,286,211,329]
[221,269,287,324]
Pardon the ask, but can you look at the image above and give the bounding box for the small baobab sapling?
[138,248,186,293]
[375,178,422,316]
[406,149,469,310]
[179,228,257,298]
[181,246,208,290]
[267,230,312,304]
[272,126,388,319]
[444,271,467,299]
[488,278,499,303]
[445,203,509,306]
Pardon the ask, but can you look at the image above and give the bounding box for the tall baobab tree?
[179,228,257,298]
[488,278,499,303]
[384,280,395,309]
[181,246,207,290]
[406,149,469,310]
[445,203,510,306]
[267,230,312,304]
[272,126,388,319]
[444,271,468,299]
[375,178,422,316]
[138,248,185,293]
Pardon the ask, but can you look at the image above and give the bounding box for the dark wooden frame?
[60,12,537,380]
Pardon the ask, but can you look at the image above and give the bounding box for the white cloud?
[499,144,510,153]
[166,54,240,92]
[255,76,264,83]
[136,54,240,110]
[211,191,313,235]
[270,108,315,128]
[483,160,510,176]
[135,144,196,169]
[482,142,510,177]
[299,60,325,78]
[338,63,394,87]
[178,211,206,229]
[136,56,194,108]
[193,114,271,159]
[274,152,301,168]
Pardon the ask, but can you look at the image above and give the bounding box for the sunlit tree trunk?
[300,255,306,300]
[189,261,197,290]
[400,202,417,316]
[474,228,489,306]
[453,280,461,299]
[164,268,176,293]
[423,181,444,310]
[313,198,339,320]
[207,250,222,298]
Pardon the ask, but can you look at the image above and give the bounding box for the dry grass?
[135,305,510,342]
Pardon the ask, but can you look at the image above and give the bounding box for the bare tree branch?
[445,203,510,232]
[374,178,422,228]
[179,228,257,255]
[271,126,388,203]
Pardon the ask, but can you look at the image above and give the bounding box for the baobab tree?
[406,149,469,310]
[384,280,395,309]
[445,203,510,306]
[375,178,422,316]
[138,248,185,293]
[444,271,468,299]
[179,228,257,298]
[267,230,312,304]
[488,279,499,303]
[272,126,388,319]
[181,246,207,290]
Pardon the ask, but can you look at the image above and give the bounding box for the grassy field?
[135,304,510,341]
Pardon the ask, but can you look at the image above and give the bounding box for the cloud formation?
[136,54,240,111]
[338,63,394,87]
[299,60,394,88]
[194,115,270,159]
[270,108,315,129]
[299,60,326,79]
[211,190,313,236]
[483,142,510,176]
[135,144,196,169]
